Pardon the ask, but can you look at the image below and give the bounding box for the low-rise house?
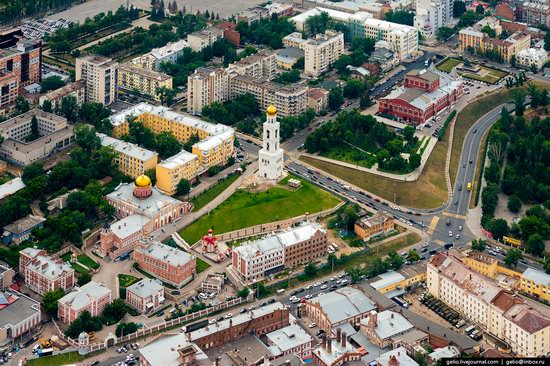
[2,214,46,245]
[126,278,165,314]
[38,80,85,110]
[515,47,548,70]
[308,88,329,114]
[0,261,14,291]
[376,347,419,366]
[0,290,41,344]
[57,281,112,324]
[360,310,427,350]
[275,47,304,70]
[312,331,362,366]
[265,323,313,360]
[354,212,394,241]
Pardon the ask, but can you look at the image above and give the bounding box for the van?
[277,289,285,294]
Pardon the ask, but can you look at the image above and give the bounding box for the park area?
[190,173,240,211]
[436,58,508,84]
[179,174,341,244]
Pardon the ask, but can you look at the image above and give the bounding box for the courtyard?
[436,58,508,84]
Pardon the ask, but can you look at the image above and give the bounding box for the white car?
[458,226,463,231]
[317,292,325,297]
[313,282,321,287]
[209,319,217,324]
[448,231,453,237]
[306,285,312,290]
[422,243,429,248]
[291,297,301,303]
[224,313,233,319]
[320,285,328,290]
[340,279,349,285]
[309,322,317,328]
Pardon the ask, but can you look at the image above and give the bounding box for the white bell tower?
[258,105,284,180]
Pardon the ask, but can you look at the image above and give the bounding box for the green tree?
[102,299,128,325]
[504,248,522,268]
[387,251,405,270]
[77,271,92,286]
[407,249,420,263]
[304,262,318,278]
[155,131,181,159]
[525,234,545,256]
[115,322,139,337]
[292,57,305,70]
[156,86,177,106]
[274,69,301,85]
[42,288,65,317]
[543,256,550,274]
[476,4,485,14]
[15,96,30,114]
[384,10,415,26]
[343,79,365,99]
[545,31,550,51]
[471,238,487,252]
[75,125,101,155]
[436,27,455,42]
[453,1,466,17]
[41,99,53,113]
[60,95,78,122]
[359,91,371,109]
[336,204,360,231]
[328,87,344,111]
[488,218,509,241]
[237,287,250,298]
[508,195,522,213]
[305,11,330,35]
[40,76,66,93]
[512,89,526,117]
[481,25,496,38]
[22,162,44,184]
[177,179,191,196]
[27,115,40,141]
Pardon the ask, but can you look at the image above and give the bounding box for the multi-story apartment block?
[19,248,75,295]
[283,32,307,49]
[515,47,548,70]
[230,75,309,117]
[364,19,418,61]
[304,30,344,77]
[156,150,200,195]
[134,241,196,287]
[97,133,158,178]
[191,129,234,169]
[0,260,15,291]
[75,54,118,105]
[0,290,41,344]
[133,40,190,70]
[118,62,173,101]
[519,268,550,303]
[227,50,277,80]
[232,222,327,283]
[0,30,41,87]
[428,253,550,357]
[187,67,229,116]
[307,87,329,114]
[57,281,112,324]
[304,286,377,334]
[414,0,454,40]
[0,109,75,166]
[520,0,550,27]
[0,70,18,113]
[38,81,85,111]
[459,27,531,62]
[126,278,165,313]
[354,212,394,241]
[186,27,224,52]
[379,67,463,125]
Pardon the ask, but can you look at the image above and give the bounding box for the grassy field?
[470,127,491,208]
[196,258,211,274]
[320,146,376,168]
[191,174,240,212]
[77,254,99,269]
[27,352,83,366]
[60,252,72,262]
[301,136,448,209]
[118,274,141,299]
[436,58,508,84]
[449,81,550,185]
[179,174,340,244]
[437,58,461,72]
[71,262,89,275]
[0,172,15,185]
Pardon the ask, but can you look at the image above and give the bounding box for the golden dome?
[135,175,152,188]
[266,105,277,116]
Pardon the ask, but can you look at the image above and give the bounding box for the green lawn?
[196,258,211,274]
[191,174,240,212]
[60,252,72,262]
[70,262,89,275]
[118,274,141,299]
[320,145,377,169]
[0,172,15,185]
[436,58,462,72]
[26,352,83,366]
[179,174,340,244]
[77,254,99,269]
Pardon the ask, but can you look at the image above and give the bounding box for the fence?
[55,297,249,353]
[191,201,345,247]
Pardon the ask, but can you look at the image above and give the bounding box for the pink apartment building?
[126,278,165,313]
[19,248,75,295]
[57,281,112,324]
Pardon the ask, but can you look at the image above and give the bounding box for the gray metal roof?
[370,271,405,291]
[362,310,414,340]
[376,347,418,366]
[522,268,550,286]
[265,324,312,354]
[127,278,163,298]
[0,290,40,329]
[309,286,376,325]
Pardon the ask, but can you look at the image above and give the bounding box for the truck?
[181,319,209,333]
[36,348,54,357]
[393,297,409,308]
[464,325,475,334]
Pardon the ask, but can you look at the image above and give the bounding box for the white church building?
[258,105,284,180]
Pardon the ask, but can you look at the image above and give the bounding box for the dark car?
[267,298,276,304]
[260,302,267,307]
[156,311,165,317]
[429,249,437,255]
[218,317,224,322]
[240,308,248,314]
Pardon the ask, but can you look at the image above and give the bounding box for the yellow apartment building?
[459,28,531,62]
[519,268,550,303]
[156,150,200,195]
[118,63,173,101]
[97,133,158,178]
[354,212,394,241]
[370,262,427,295]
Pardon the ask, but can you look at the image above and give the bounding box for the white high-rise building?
[414,0,454,40]
[258,106,284,180]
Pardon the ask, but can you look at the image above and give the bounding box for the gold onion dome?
[266,105,277,116]
[135,175,152,188]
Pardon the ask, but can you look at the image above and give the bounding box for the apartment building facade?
[186,27,224,52]
[0,70,18,113]
[75,54,118,105]
[155,150,200,195]
[187,67,229,116]
[0,290,41,343]
[428,253,550,357]
[97,133,158,178]
[39,80,86,111]
[134,40,190,70]
[19,248,75,295]
[0,31,42,87]
[354,212,394,241]
[57,281,112,324]
[307,87,329,114]
[304,30,344,77]
[227,50,277,80]
[126,278,165,313]
[134,241,196,287]
[520,0,550,27]
[118,62,173,100]
[459,28,531,62]
[364,19,418,60]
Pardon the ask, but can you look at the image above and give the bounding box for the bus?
[467,182,472,191]
[464,325,475,334]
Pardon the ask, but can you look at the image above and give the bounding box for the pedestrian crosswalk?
[427,216,439,235]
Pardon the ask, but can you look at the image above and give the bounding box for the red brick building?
[496,3,516,21]
[19,248,75,295]
[378,69,463,125]
[0,29,41,87]
[0,70,18,112]
[126,278,165,313]
[215,22,241,46]
[134,241,196,288]
[57,281,112,324]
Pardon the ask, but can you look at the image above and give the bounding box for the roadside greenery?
[438,110,457,141]
[236,14,296,49]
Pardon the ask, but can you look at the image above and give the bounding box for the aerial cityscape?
[0,0,549,365]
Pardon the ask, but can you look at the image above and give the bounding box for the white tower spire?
[258,105,284,180]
